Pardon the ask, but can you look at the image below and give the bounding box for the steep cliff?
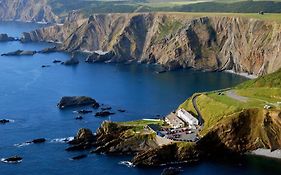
[23,13,281,76]
[132,108,281,167]
[0,0,58,23]
[21,10,85,43]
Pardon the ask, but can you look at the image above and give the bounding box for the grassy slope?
[122,71,280,137]
[180,69,281,135]
[47,0,281,16]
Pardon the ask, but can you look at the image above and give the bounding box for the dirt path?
[226,90,248,102]
[192,94,204,126]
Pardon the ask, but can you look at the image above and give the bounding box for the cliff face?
[24,13,281,76]
[132,109,281,167]
[21,10,85,43]
[0,0,58,23]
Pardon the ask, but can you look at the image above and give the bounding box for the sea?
[0,21,280,175]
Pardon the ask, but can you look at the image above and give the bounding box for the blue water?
[0,21,280,175]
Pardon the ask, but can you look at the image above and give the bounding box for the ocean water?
[0,21,280,175]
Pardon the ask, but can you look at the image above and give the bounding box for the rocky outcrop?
[0,0,58,23]
[197,109,281,153]
[30,138,46,144]
[57,96,97,109]
[66,121,159,155]
[132,143,200,167]
[1,156,23,164]
[95,111,115,117]
[20,10,86,43]
[131,109,281,166]
[0,119,10,124]
[92,121,159,155]
[1,50,36,56]
[85,51,114,63]
[25,13,281,76]
[0,34,16,42]
[66,128,96,151]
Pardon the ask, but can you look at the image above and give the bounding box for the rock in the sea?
[53,60,62,63]
[92,103,100,109]
[32,138,46,144]
[118,109,126,113]
[0,34,16,42]
[2,156,23,163]
[0,119,10,124]
[41,65,51,68]
[68,128,96,145]
[1,50,36,56]
[71,154,87,160]
[85,51,114,63]
[78,110,92,114]
[57,96,97,109]
[76,128,95,141]
[39,47,58,54]
[62,57,79,65]
[75,116,83,120]
[161,167,181,175]
[101,107,112,111]
[26,138,46,144]
[66,128,96,151]
[95,111,115,117]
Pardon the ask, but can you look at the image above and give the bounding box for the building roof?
[177,109,198,125]
[166,113,185,127]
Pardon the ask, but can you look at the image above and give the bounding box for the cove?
[1,21,280,175]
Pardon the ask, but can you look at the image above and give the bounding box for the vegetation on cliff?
[84,68,281,167]
[24,13,281,76]
[46,0,281,16]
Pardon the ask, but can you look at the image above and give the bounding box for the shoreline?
[249,149,281,159]
[224,70,258,79]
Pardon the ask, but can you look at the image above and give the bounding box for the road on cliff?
[192,94,204,126]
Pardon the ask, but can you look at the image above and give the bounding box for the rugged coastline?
[20,13,281,77]
[65,69,281,167]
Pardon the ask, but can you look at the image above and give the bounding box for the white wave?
[250,149,281,159]
[50,137,74,143]
[119,161,135,168]
[224,70,257,79]
[14,142,32,147]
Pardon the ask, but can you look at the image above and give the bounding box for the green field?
[118,119,164,131]
[180,68,281,135]
[47,0,281,16]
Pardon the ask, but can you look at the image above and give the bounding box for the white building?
[165,113,185,128]
[177,109,199,126]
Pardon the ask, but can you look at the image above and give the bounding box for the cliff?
[0,0,58,23]
[24,13,281,76]
[131,109,281,167]
[67,69,281,167]
[21,10,86,43]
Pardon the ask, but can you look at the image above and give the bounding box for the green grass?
[236,88,281,104]
[179,68,281,135]
[157,19,183,41]
[119,119,164,126]
[47,0,281,21]
[118,119,164,132]
[238,68,281,88]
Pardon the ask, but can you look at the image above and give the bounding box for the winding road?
[192,94,204,126]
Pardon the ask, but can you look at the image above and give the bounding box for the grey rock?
[57,96,97,109]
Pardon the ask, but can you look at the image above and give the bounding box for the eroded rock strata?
[0,0,58,23]
[68,108,281,167]
[23,13,281,76]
